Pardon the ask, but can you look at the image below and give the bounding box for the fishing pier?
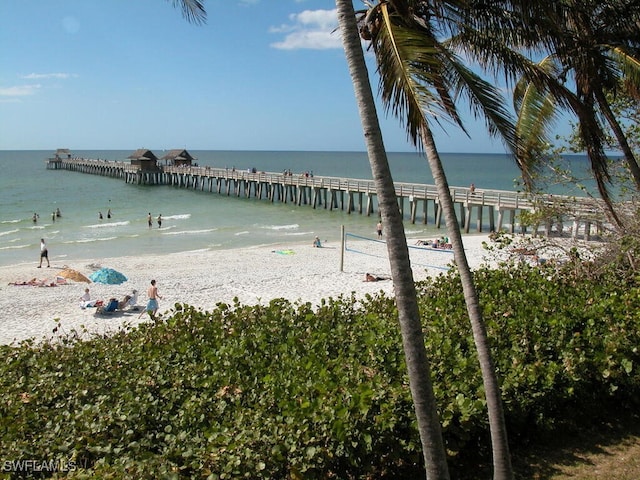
[46,154,604,239]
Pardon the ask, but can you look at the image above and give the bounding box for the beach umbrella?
[58,267,91,283]
[89,267,128,285]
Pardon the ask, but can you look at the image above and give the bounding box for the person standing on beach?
[376,221,383,239]
[145,279,162,319]
[38,238,50,268]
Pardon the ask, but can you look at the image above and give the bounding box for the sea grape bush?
[417,263,640,440]
[0,265,638,479]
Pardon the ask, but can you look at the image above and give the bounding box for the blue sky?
[1,0,524,153]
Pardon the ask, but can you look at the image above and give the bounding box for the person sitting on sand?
[117,295,132,310]
[10,278,44,286]
[312,236,322,248]
[79,288,96,308]
[365,273,389,282]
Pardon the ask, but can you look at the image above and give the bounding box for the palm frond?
[437,46,518,153]
[513,76,559,187]
[370,2,521,155]
[371,3,451,148]
[169,0,207,25]
[609,46,640,88]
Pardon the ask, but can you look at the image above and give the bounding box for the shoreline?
[0,235,494,346]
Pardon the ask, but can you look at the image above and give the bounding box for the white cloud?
[270,9,341,50]
[21,73,75,80]
[0,84,42,97]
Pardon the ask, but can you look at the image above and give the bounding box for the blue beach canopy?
[89,267,128,285]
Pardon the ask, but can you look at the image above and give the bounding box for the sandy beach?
[0,235,495,346]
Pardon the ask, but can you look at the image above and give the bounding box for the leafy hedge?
[0,265,638,479]
[419,263,640,448]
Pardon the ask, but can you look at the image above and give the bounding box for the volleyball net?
[344,232,453,271]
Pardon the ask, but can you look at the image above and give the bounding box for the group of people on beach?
[79,287,138,310]
[414,237,453,249]
[35,210,168,270]
[16,272,163,320]
[98,209,112,220]
[78,279,162,319]
[148,213,162,228]
[33,208,62,224]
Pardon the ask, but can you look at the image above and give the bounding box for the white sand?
[0,235,495,346]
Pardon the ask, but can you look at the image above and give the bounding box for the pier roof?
[127,149,158,161]
[160,149,195,166]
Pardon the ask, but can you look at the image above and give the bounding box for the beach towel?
[272,249,295,255]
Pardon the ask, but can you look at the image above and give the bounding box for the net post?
[340,225,345,272]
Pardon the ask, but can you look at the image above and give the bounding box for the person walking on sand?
[38,238,50,268]
[143,279,162,320]
[376,221,383,239]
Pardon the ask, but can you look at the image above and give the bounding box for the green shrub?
[0,265,638,479]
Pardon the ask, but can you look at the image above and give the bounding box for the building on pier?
[54,148,72,160]
[126,149,163,184]
[127,149,159,170]
[46,148,73,169]
[160,149,196,167]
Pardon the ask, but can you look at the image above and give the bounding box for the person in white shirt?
[79,288,95,309]
[38,238,50,268]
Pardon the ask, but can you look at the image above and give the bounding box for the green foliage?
[417,263,640,442]
[0,296,420,479]
[1,266,639,478]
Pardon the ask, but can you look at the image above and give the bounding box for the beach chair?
[95,298,118,315]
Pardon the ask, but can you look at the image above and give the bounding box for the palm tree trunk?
[336,1,450,478]
[594,88,640,191]
[420,124,514,480]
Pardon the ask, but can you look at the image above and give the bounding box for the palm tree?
[336,1,451,478]
[472,0,640,228]
[168,1,450,477]
[355,2,518,479]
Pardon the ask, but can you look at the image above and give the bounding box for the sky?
[0,0,534,153]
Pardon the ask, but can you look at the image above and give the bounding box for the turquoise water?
[0,150,587,267]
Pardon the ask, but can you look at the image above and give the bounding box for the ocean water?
[0,150,588,267]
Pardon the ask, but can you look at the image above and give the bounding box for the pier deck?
[46,157,605,238]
